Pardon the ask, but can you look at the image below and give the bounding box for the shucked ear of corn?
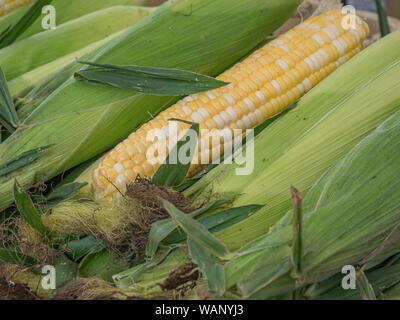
[0,0,148,41]
[89,9,369,202]
[0,0,302,211]
[225,109,400,299]
[0,6,154,81]
[185,29,400,251]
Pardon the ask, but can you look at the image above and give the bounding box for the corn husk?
[0,0,302,211]
[0,6,154,81]
[306,262,400,300]
[0,0,148,42]
[185,30,400,250]
[8,29,129,97]
[225,109,400,299]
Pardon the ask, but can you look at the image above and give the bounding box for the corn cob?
[0,0,302,211]
[92,9,369,202]
[0,0,33,17]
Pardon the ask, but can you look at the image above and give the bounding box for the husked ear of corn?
[226,109,400,299]
[0,0,303,211]
[0,0,148,41]
[0,0,33,17]
[91,9,369,202]
[0,6,154,81]
[185,29,400,251]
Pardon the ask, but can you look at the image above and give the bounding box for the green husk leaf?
[164,204,263,244]
[375,0,390,37]
[78,249,129,282]
[13,179,48,238]
[63,236,104,261]
[45,182,88,210]
[0,66,18,132]
[0,247,37,266]
[0,0,149,42]
[0,5,152,81]
[0,145,51,177]
[307,263,400,300]
[113,246,179,288]
[0,0,53,49]
[163,200,228,258]
[9,28,132,98]
[152,120,199,187]
[76,61,228,95]
[290,186,303,278]
[53,254,79,292]
[356,269,377,300]
[112,262,149,288]
[188,238,225,295]
[146,199,229,258]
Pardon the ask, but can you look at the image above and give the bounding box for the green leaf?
[0,145,52,177]
[145,199,229,258]
[164,204,262,244]
[53,254,79,292]
[75,61,228,96]
[357,269,377,300]
[0,66,18,132]
[112,262,149,288]
[0,0,53,49]
[45,182,88,210]
[290,186,303,277]
[13,179,48,238]
[79,249,129,282]
[163,200,228,258]
[375,0,390,37]
[152,119,199,187]
[63,236,104,261]
[188,238,225,295]
[0,247,37,266]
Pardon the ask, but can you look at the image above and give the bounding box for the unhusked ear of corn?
[0,0,302,211]
[225,109,400,299]
[0,0,148,41]
[0,0,33,17]
[91,9,369,202]
[0,6,154,81]
[185,29,400,251]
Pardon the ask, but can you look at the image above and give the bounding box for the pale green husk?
[225,109,400,299]
[0,6,154,80]
[8,29,128,97]
[0,0,148,42]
